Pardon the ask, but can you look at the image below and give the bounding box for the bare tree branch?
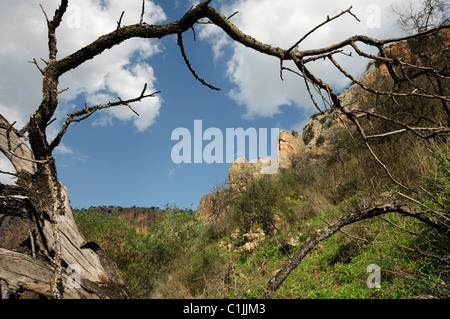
[28,58,45,75]
[139,0,145,25]
[177,33,221,91]
[49,85,160,152]
[116,11,125,31]
[288,6,360,52]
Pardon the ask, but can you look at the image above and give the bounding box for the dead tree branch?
[139,0,145,25]
[49,85,160,151]
[177,33,221,91]
[288,6,360,52]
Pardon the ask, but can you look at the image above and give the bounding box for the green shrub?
[316,134,325,146]
[231,175,296,233]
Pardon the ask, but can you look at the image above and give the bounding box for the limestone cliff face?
[278,130,304,169]
[197,193,216,219]
[198,130,306,218]
[226,130,304,192]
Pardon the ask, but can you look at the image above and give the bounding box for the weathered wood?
[0,248,94,298]
[0,247,128,298]
[0,114,36,175]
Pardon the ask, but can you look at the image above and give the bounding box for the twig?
[191,26,196,41]
[39,4,50,23]
[365,141,413,192]
[46,118,57,127]
[57,87,69,95]
[177,33,221,91]
[28,59,45,75]
[377,216,428,240]
[328,54,450,101]
[116,11,125,31]
[279,59,284,81]
[0,170,17,177]
[227,11,239,20]
[140,0,145,25]
[397,191,450,222]
[49,85,160,151]
[288,7,360,52]
[118,97,140,116]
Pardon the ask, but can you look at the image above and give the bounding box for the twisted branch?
[49,84,160,152]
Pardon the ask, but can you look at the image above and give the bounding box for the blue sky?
[0,0,425,209]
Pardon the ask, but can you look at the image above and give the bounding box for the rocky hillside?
[197,27,450,220]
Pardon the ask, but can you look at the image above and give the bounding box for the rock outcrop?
[278,130,305,168]
[218,226,266,254]
[198,129,305,219]
[227,129,304,192]
[197,193,216,219]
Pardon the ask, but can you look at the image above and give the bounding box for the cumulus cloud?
[0,0,166,134]
[198,0,423,119]
[54,143,74,155]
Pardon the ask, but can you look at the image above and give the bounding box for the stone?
[278,130,304,169]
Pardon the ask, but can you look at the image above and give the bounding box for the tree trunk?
[0,115,130,299]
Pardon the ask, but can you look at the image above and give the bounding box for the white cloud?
[198,0,423,119]
[54,143,73,155]
[0,0,166,135]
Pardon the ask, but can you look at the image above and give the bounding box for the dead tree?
[0,0,448,298]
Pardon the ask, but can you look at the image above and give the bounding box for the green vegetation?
[75,207,227,298]
[230,174,297,234]
[74,141,450,298]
